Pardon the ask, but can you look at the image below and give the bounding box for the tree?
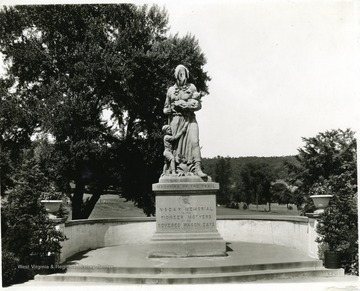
[289,129,357,210]
[0,4,210,219]
[271,181,293,208]
[1,4,141,218]
[214,156,232,205]
[239,162,274,211]
[291,129,357,274]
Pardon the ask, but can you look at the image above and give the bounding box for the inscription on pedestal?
[156,195,216,233]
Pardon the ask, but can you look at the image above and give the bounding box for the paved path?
[64,241,318,268]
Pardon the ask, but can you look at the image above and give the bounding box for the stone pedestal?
[149,176,226,258]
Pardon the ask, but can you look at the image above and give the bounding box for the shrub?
[315,174,358,274]
[1,251,19,287]
[2,149,66,284]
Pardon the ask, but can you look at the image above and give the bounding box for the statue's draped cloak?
[163,83,202,164]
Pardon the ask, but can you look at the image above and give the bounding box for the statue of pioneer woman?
[163,64,207,178]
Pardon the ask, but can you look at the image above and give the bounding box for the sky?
[163,1,360,158]
[1,0,360,158]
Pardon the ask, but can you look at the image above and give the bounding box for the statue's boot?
[195,161,207,178]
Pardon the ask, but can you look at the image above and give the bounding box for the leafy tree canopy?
[0,4,210,218]
[287,128,357,207]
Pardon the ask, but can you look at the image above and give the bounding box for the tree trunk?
[256,192,259,211]
[71,179,85,220]
[268,202,271,212]
[125,113,135,142]
[82,192,101,219]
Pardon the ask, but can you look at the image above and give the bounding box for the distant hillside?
[202,155,299,181]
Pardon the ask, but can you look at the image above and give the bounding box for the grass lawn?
[217,203,301,216]
[89,195,146,219]
[66,194,302,219]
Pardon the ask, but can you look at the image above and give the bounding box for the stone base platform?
[149,231,226,258]
[33,242,346,285]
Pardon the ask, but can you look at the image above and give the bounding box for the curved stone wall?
[216,216,310,252]
[59,216,316,263]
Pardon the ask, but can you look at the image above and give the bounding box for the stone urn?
[41,200,62,218]
[310,195,333,214]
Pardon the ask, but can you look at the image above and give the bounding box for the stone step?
[60,260,324,275]
[34,267,344,284]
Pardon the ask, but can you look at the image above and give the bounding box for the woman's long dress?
[163,82,202,164]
